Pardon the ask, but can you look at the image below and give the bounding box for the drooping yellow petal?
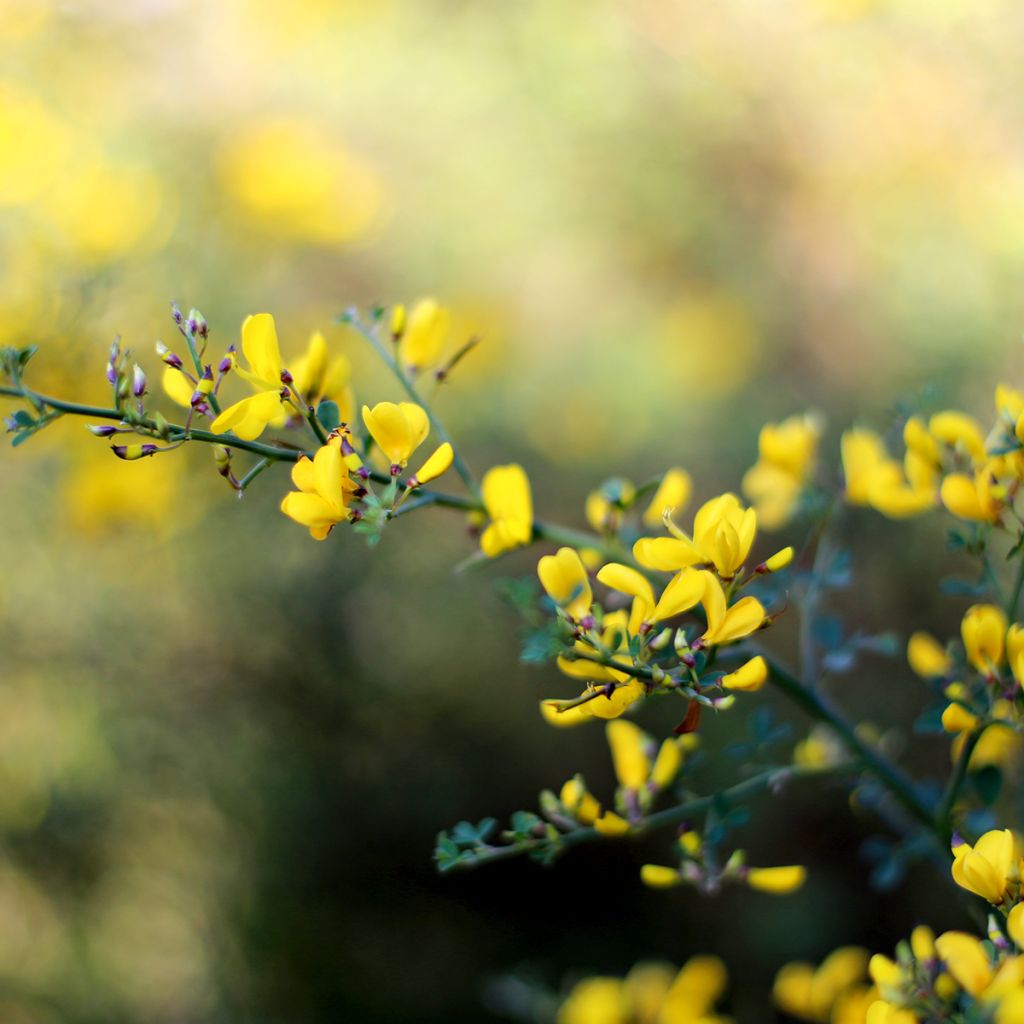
[399,298,450,371]
[597,563,655,614]
[210,390,285,440]
[410,442,454,486]
[652,568,704,622]
[640,864,682,888]
[633,536,702,572]
[162,365,194,408]
[606,719,650,790]
[241,312,283,385]
[747,865,806,893]
[907,632,951,678]
[720,655,768,692]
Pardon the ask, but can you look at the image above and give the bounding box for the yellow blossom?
[211,314,289,441]
[934,931,993,996]
[633,493,757,579]
[399,298,450,372]
[962,604,1008,673]
[362,401,430,468]
[907,632,951,678]
[941,470,1002,523]
[742,412,822,529]
[951,829,1018,904]
[930,411,987,463]
[279,435,358,540]
[597,563,704,635]
[289,330,355,423]
[538,547,593,621]
[480,464,533,556]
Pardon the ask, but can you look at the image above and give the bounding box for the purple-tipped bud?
[171,302,183,325]
[106,361,117,384]
[88,424,119,437]
[111,443,159,461]
[357,466,370,480]
[680,652,697,668]
[109,338,120,363]
[156,341,183,369]
[390,463,401,476]
[201,364,214,381]
[197,319,209,340]
[131,364,146,398]
[280,368,293,385]
[218,354,232,374]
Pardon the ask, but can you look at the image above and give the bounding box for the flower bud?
[87,424,119,437]
[131,364,146,398]
[111,443,158,460]
[156,341,183,369]
[171,302,183,325]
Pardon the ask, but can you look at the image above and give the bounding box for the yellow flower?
[361,401,430,469]
[279,435,358,540]
[774,947,869,1022]
[633,493,757,580]
[720,655,768,692]
[907,632,951,678]
[643,468,692,527]
[934,931,993,996]
[962,604,1008,674]
[951,829,1018,904]
[538,547,593,621]
[841,428,934,518]
[560,776,629,835]
[289,330,355,423]
[399,298,451,372]
[700,572,766,647]
[747,864,806,893]
[941,469,1002,523]
[211,314,289,441]
[742,412,822,529]
[480,464,533,556]
[930,411,987,463]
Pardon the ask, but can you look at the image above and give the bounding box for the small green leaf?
[316,399,340,432]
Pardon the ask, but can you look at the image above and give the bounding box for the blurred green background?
[4,0,1024,1020]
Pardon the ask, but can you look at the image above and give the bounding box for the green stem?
[1007,554,1024,620]
[766,659,940,837]
[342,311,481,500]
[445,762,855,872]
[935,722,989,842]
[237,457,272,492]
[180,327,222,416]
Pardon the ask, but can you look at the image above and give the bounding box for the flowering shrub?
[6,300,1024,1021]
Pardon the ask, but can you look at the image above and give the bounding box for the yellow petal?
[640,864,682,889]
[747,865,806,893]
[606,719,650,790]
[162,365,194,408]
[907,631,951,678]
[241,312,283,384]
[721,655,768,692]
[410,442,453,486]
[643,468,692,527]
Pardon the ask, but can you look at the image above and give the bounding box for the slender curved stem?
[766,658,940,837]
[935,722,989,842]
[444,762,856,872]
